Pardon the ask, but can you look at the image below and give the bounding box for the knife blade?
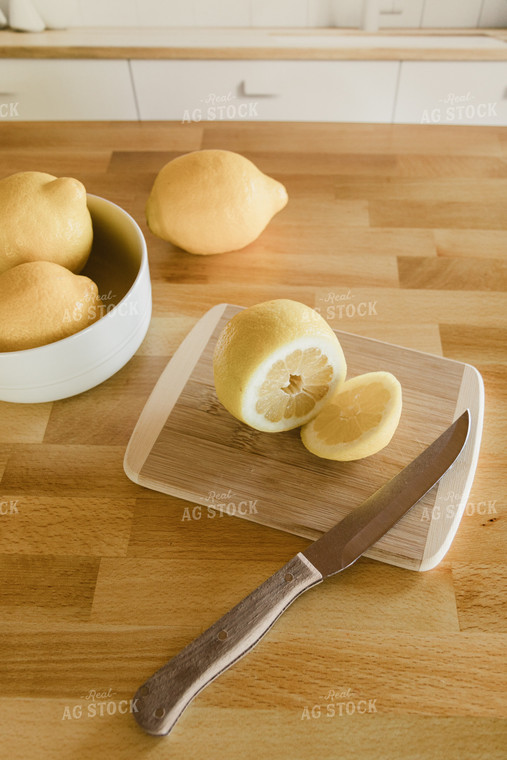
[133,409,470,737]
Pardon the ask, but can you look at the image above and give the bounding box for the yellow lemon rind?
[146,150,288,255]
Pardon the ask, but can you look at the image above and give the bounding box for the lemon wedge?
[301,371,402,460]
[213,300,347,432]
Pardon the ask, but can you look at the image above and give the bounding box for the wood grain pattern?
[0,121,505,759]
[125,304,482,571]
[370,200,507,230]
[398,256,507,291]
[133,553,322,735]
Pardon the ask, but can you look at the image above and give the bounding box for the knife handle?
[133,552,322,736]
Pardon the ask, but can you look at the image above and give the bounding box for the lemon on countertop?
[0,171,93,275]
[146,150,288,255]
[213,300,347,432]
[0,260,103,352]
[301,371,402,461]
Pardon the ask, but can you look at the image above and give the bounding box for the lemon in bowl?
[0,171,93,275]
[0,261,103,352]
[0,194,151,403]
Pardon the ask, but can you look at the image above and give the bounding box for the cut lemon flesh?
[213,300,347,432]
[255,345,335,424]
[301,371,402,460]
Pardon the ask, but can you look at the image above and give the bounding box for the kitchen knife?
[133,409,470,737]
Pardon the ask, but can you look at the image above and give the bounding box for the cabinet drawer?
[0,60,137,121]
[131,60,399,123]
[394,61,507,126]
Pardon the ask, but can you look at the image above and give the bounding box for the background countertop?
[0,121,505,759]
[0,27,506,59]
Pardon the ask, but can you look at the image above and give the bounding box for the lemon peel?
[146,150,288,255]
[0,171,93,275]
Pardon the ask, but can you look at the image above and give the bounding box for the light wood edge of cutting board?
[123,302,228,482]
[419,363,484,571]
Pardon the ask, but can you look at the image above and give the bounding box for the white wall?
[2,0,506,28]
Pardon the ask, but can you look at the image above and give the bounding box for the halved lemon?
[301,371,402,460]
[213,300,347,432]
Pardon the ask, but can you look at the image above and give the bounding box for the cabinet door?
[0,60,138,120]
[131,60,399,123]
[394,61,507,126]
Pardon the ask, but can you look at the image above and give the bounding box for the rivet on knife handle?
[133,553,323,736]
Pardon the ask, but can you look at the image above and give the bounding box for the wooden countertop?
[0,121,506,759]
[1,26,507,60]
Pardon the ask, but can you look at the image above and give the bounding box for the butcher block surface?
[0,121,505,759]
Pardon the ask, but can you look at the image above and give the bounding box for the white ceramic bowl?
[0,194,152,403]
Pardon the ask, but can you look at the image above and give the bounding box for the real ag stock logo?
[182,92,259,123]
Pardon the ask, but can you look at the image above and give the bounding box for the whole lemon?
[0,261,103,352]
[146,150,288,255]
[0,171,93,275]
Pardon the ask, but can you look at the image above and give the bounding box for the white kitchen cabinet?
[251,0,308,27]
[130,60,399,123]
[309,0,425,29]
[394,61,507,126]
[2,56,505,125]
[0,59,138,120]
[479,0,507,28]
[421,0,482,27]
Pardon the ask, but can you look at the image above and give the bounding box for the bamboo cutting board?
[124,303,483,571]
